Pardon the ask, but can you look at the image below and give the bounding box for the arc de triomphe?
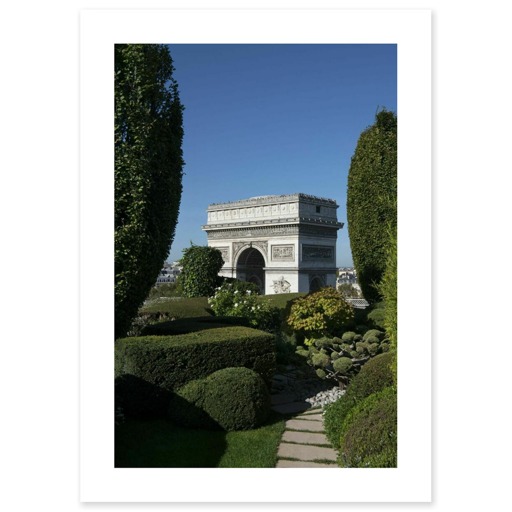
[202,193,343,294]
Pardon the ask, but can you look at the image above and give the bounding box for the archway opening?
[309,276,324,293]
[236,247,265,294]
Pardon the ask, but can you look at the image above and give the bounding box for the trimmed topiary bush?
[338,386,397,467]
[362,329,384,342]
[179,245,224,298]
[323,351,395,448]
[346,109,397,303]
[299,329,391,389]
[168,367,271,431]
[115,326,276,418]
[347,351,395,401]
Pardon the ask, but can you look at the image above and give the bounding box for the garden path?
[271,368,339,468]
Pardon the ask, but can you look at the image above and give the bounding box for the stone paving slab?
[282,430,329,445]
[295,413,323,422]
[300,407,323,415]
[277,443,337,462]
[272,402,311,415]
[285,418,324,432]
[276,459,337,468]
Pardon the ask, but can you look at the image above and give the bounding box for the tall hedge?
[179,245,224,298]
[115,44,184,339]
[346,109,397,303]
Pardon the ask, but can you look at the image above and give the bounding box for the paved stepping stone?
[277,442,337,462]
[285,418,324,432]
[276,459,337,468]
[282,430,329,445]
[300,408,323,415]
[295,412,323,421]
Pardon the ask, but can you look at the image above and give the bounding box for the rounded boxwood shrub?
[323,351,395,448]
[338,387,397,467]
[345,351,395,402]
[333,357,353,374]
[363,329,384,342]
[341,331,356,343]
[168,367,270,431]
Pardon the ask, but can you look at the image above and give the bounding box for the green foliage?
[208,281,281,333]
[332,357,353,374]
[169,367,270,431]
[115,326,276,418]
[346,109,397,303]
[338,387,397,467]
[323,351,395,448]
[299,329,390,388]
[316,368,327,379]
[367,303,386,329]
[341,331,356,342]
[376,223,398,386]
[338,283,362,299]
[363,329,384,341]
[311,352,330,368]
[179,245,224,298]
[286,287,355,344]
[115,44,184,339]
[347,351,395,401]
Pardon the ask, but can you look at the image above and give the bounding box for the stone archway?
[203,194,344,294]
[236,247,266,293]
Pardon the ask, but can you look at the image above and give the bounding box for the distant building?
[336,267,363,298]
[155,261,182,285]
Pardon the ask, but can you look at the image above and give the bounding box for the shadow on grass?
[115,418,228,468]
[115,410,285,468]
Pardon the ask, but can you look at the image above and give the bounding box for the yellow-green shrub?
[286,287,354,345]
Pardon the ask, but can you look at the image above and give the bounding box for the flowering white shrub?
[208,281,259,318]
[208,281,281,333]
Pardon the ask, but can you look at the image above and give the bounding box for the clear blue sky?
[166,44,397,267]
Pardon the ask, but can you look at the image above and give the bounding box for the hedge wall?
[115,326,276,392]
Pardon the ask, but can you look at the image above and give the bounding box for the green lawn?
[115,412,285,468]
[141,296,212,317]
[257,292,305,309]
